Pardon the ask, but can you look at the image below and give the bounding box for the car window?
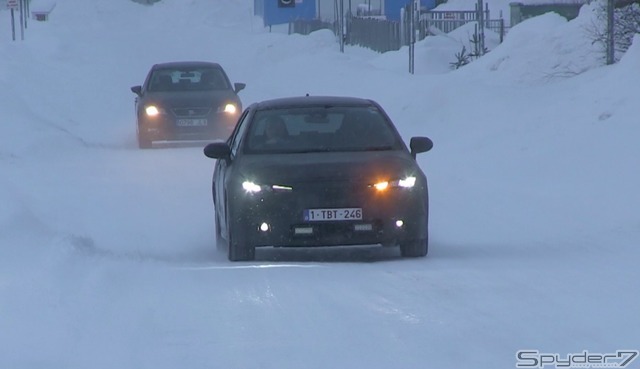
[147,67,230,92]
[230,110,252,156]
[243,106,402,154]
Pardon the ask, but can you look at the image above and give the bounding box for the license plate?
[176,118,208,127]
[303,208,362,222]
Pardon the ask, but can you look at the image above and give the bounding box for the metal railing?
[287,6,507,54]
[421,8,507,42]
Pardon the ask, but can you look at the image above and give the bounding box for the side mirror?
[234,83,246,94]
[409,136,433,158]
[130,85,142,97]
[204,142,232,160]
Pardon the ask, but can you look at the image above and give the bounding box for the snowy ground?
[1,0,639,368]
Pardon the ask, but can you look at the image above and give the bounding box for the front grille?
[292,181,367,207]
[172,107,211,117]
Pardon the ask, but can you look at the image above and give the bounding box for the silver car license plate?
[177,118,208,127]
[303,208,362,222]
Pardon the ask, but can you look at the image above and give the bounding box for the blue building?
[384,0,436,21]
[255,0,317,27]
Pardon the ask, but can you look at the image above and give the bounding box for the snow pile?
[459,2,603,83]
[369,22,503,74]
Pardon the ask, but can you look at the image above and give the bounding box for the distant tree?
[450,27,489,69]
[468,30,489,59]
[586,1,640,62]
[450,46,472,69]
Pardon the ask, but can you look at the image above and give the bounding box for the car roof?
[254,96,376,110]
[152,61,223,70]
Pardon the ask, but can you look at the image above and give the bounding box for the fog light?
[395,220,404,228]
[354,224,373,231]
[294,227,313,235]
[259,222,270,232]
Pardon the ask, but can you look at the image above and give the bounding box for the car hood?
[236,151,421,184]
[143,90,239,108]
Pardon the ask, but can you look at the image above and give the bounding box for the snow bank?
[458,2,603,84]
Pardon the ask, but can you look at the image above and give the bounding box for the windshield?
[147,67,230,92]
[244,106,403,154]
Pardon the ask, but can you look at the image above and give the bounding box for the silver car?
[131,61,246,148]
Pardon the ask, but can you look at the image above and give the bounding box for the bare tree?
[585,1,640,63]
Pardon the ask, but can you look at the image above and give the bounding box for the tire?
[227,222,255,262]
[214,210,227,252]
[399,237,428,258]
[137,131,152,149]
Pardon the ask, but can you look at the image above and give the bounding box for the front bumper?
[227,181,428,248]
[139,111,238,142]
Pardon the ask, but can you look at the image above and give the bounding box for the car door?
[216,109,251,236]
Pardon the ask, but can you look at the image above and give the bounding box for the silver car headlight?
[145,105,166,117]
[218,103,237,114]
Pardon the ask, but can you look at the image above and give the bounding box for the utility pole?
[19,0,25,41]
[25,0,29,29]
[409,0,418,74]
[477,0,486,56]
[11,8,16,41]
[606,0,615,64]
[339,0,344,52]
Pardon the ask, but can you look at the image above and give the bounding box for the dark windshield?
[244,106,403,154]
[147,67,230,92]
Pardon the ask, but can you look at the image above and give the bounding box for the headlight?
[371,176,416,191]
[218,103,237,114]
[373,181,389,191]
[242,181,262,193]
[145,105,165,117]
[242,181,293,194]
[397,176,416,188]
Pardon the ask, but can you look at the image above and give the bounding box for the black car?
[131,61,246,148]
[204,96,433,261]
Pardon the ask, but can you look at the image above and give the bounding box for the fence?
[347,16,402,53]
[421,9,488,33]
[421,7,506,42]
[289,18,337,36]
[288,4,507,54]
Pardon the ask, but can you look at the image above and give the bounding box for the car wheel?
[214,210,227,252]
[137,131,152,149]
[227,223,255,262]
[399,237,428,258]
